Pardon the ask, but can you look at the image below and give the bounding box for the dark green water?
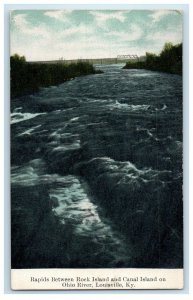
[11,64,183,268]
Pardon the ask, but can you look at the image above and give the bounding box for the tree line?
[10,54,102,98]
[123,42,182,75]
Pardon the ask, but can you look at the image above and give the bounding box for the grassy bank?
[123,43,182,75]
[11,54,103,98]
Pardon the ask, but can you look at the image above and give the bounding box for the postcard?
[10,8,183,290]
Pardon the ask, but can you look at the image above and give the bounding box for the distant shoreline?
[26,55,146,65]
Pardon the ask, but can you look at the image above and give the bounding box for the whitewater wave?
[17,125,42,136]
[11,159,131,266]
[155,104,167,111]
[83,156,173,186]
[49,175,131,264]
[108,101,168,113]
[52,141,81,152]
[11,111,46,124]
[109,101,151,111]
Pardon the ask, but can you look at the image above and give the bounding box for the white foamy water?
[17,125,42,136]
[129,72,155,77]
[11,159,46,186]
[11,159,131,265]
[109,101,151,111]
[86,156,172,186]
[136,126,160,141]
[155,104,167,111]
[52,141,80,152]
[11,112,46,124]
[50,175,131,264]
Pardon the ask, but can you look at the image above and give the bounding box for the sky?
[10,10,183,61]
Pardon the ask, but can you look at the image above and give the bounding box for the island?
[10,54,103,98]
[123,42,182,75]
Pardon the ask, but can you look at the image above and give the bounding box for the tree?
[162,42,173,52]
[145,52,158,68]
[11,53,26,63]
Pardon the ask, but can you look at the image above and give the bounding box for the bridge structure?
[28,55,146,65]
[117,54,139,60]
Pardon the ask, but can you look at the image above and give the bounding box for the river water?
[11,64,183,268]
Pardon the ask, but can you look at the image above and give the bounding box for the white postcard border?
[11,269,183,290]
